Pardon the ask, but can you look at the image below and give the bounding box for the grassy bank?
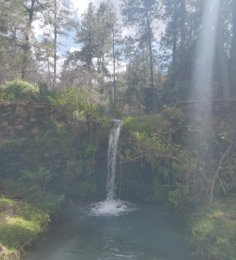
[0,197,50,259]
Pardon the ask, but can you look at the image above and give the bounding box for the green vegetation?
[0,79,40,101]
[0,197,49,259]
[0,80,110,202]
[48,87,98,118]
[191,199,236,260]
[121,106,236,258]
[0,79,235,259]
[123,107,185,135]
[0,80,110,258]
[0,0,236,258]
[120,108,194,211]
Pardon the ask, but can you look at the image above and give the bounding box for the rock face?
[0,102,61,139]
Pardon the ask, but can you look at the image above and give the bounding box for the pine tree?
[43,0,75,88]
[121,0,160,112]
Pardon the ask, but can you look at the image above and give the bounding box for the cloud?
[69,46,81,53]
[32,19,45,39]
[70,0,91,15]
[70,0,121,16]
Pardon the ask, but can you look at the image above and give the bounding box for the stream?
[26,203,197,260]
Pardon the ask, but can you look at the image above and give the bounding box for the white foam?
[90,200,136,217]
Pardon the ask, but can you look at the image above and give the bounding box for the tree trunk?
[230,0,236,97]
[172,29,177,69]
[209,140,234,204]
[172,0,178,70]
[215,13,230,99]
[53,0,57,89]
[21,0,36,80]
[179,0,186,51]
[145,13,154,90]
[179,0,187,80]
[144,0,155,111]
[112,26,117,114]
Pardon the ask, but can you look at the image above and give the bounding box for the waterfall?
[90,119,136,216]
[106,119,122,200]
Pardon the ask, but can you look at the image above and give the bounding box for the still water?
[26,203,197,260]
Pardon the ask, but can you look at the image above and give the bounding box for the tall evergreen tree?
[76,2,98,71]
[121,0,160,112]
[44,0,75,88]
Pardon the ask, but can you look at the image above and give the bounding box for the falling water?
[91,119,136,216]
[106,119,123,200]
[191,0,220,155]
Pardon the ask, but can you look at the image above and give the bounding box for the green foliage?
[0,98,108,202]
[0,79,39,101]
[66,181,97,199]
[122,116,132,125]
[130,132,195,207]
[123,107,185,137]
[191,204,236,259]
[120,108,196,209]
[32,194,65,216]
[124,114,166,134]
[168,184,192,215]
[48,88,97,119]
[19,168,51,189]
[0,197,50,257]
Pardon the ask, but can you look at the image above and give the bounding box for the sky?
[58,0,122,54]
[70,0,121,16]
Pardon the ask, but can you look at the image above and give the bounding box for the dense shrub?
[120,108,196,211]
[48,88,98,120]
[191,205,236,260]
[0,79,39,101]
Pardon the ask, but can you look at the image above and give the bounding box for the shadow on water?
[26,203,198,260]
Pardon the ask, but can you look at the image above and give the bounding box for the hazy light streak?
[190,0,220,161]
[192,0,220,102]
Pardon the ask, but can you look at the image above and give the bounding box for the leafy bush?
[0,79,39,101]
[123,107,185,138]
[48,88,97,120]
[168,184,192,215]
[123,114,166,134]
[191,207,236,259]
[120,110,196,207]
